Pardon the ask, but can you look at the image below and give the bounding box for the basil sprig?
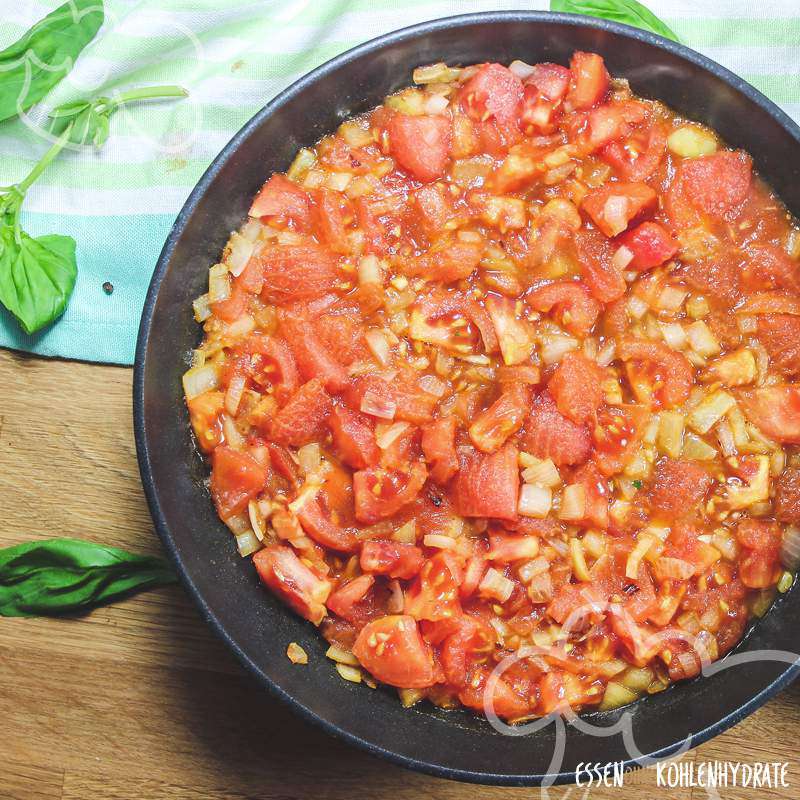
[0,0,104,123]
[0,538,177,617]
[551,0,680,42]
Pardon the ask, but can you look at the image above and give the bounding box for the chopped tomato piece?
[521,391,592,467]
[739,551,781,589]
[421,416,460,485]
[572,461,610,529]
[279,312,349,393]
[347,373,438,425]
[527,62,571,101]
[485,295,536,366]
[210,283,249,322]
[454,443,519,521]
[328,404,378,469]
[736,519,781,553]
[601,121,667,181]
[775,467,800,525]
[584,101,648,151]
[387,113,452,182]
[575,228,627,303]
[618,222,678,271]
[756,315,800,376]
[249,174,311,226]
[240,335,300,400]
[566,51,609,111]
[187,390,224,454]
[461,63,523,126]
[210,445,268,519]
[592,404,649,476]
[269,378,332,447]
[360,540,424,580]
[527,280,601,337]
[548,352,604,426]
[411,182,454,235]
[403,237,484,283]
[253,545,332,625]
[404,553,462,622]
[353,462,428,523]
[468,385,529,453]
[297,497,359,552]
[438,615,495,688]
[743,244,800,295]
[581,181,657,238]
[267,442,299,486]
[313,189,350,254]
[353,615,437,688]
[680,150,752,215]
[326,574,375,621]
[256,244,341,305]
[648,458,713,520]
[738,385,800,443]
[618,338,693,409]
[459,667,533,720]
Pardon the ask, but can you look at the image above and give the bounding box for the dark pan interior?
[134,12,800,786]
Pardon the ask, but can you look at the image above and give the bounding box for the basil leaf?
[0,538,177,617]
[0,227,77,334]
[550,0,679,42]
[0,0,104,123]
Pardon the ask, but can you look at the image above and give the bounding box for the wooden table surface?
[1,347,798,800]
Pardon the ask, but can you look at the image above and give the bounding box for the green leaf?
[550,0,679,42]
[0,0,105,123]
[0,538,177,617]
[0,226,77,334]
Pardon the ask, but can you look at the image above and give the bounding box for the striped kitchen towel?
[0,0,798,364]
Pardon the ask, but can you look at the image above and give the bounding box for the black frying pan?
[134,11,800,786]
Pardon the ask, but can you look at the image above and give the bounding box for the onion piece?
[540,334,578,366]
[611,245,634,272]
[376,421,410,450]
[236,529,261,557]
[182,364,219,400]
[602,195,630,236]
[192,293,211,322]
[360,390,396,420]
[478,568,515,603]
[418,373,447,397]
[224,373,246,416]
[365,328,392,366]
[509,59,537,79]
[358,254,383,286]
[297,443,321,475]
[518,484,552,518]
[423,534,458,550]
[424,93,449,115]
[387,579,405,613]
[226,232,255,277]
[326,644,360,665]
[558,484,586,522]
[208,263,230,303]
[781,525,800,571]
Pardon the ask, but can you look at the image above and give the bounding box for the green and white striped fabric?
[1,0,798,364]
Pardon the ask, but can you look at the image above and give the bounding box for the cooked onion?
[236,529,261,557]
[376,421,410,449]
[602,195,630,235]
[518,484,552,518]
[227,232,255,277]
[558,484,586,522]
[360,390,396,420]
[478,568,514,603]
[424,93,450,115]
[781,525,800,571]
[418,373,447,397]
[365,328,392,366]
[611,245,634,272]
[182,364,219,400]
[224,373,246,416]
[509,59,537,79]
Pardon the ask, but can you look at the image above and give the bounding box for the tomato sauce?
[184,54,799,721]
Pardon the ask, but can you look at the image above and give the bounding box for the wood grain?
[1,348,798,800]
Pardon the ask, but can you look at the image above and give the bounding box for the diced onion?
[611,245,634,272]
[224,373,246,416]
[558,484,586,522]
[540,334,578,366]
[222,414,245,449]
[781,525,800,571]
[248,500,267,542]
[412,62,462,84]
[325,171,353,191]
[660,322,687,350]
[509,59,537,79]
[226,232,255,277]
[685,295,710,319]
[182,364,219,400]
[653,556,697,581]
[570,538,591,582]
[628,295,649,319]
[521,456,561,488]
[418,374,447,397]
[478,568,515,603]
[657,286,688,313]
[225,314,255,338]
[596,340,616,367]
[376,421,410,449]
[600,681,639,711]
[208,263,230,303]
[424,534,458,550]
[287,147,316,181]
[336,663,363,683]
[326,644,360,666]
[518,556,549,584]
[192,293,211,322]
[687,390,735,434]
[358,254,383,286]
[360,390,396,420]
[518,484,553,518]
[236,529,261,557]
[602,195,630,236]
[667,125,717,158]
[365,328,392,366]
[686,320,720,357]
[682,432,717,461]
[657,411,685,458]
[716,419,737,458]
[626,533,655,579]
[392,520,417,544]
[297,443,322,475]
[424,93,450,115]
[286,642,308,664]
